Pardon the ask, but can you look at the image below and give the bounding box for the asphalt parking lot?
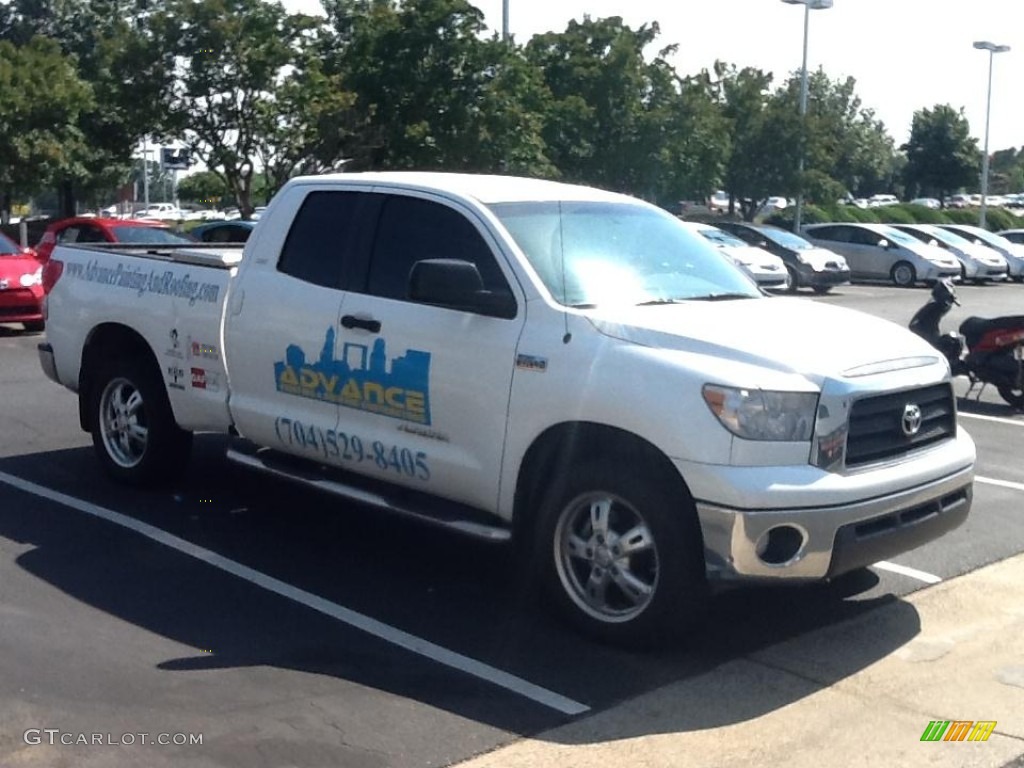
[1,281,1022,768]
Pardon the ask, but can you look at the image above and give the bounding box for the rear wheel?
[90,357,192,485]
[891,261,916,288]
[23,321,44,333]
[812,285,832,295]
[997,384,1024,410]
[534,458,707,648]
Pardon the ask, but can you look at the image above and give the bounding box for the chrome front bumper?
[696,463,974,582]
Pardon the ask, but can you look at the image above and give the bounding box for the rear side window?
[278,191,366,288]
[367,196,509,301]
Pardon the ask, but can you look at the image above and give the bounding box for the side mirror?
[408,259,516,319]
[758,240,769,249]
[877,239,889,249]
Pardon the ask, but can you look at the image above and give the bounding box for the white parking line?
[958,412,1024,427]
[872,561,942,584]
[0,470,590,717]
[976,476,1024,493]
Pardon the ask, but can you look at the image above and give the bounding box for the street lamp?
[502,0,509,41]
[781,0,833,234]
[973,40,1010,229]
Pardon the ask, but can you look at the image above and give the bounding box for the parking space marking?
[0,470,590,717]
[872,561,942,584]
[976,476,1024,493]
[959,412,1024,428]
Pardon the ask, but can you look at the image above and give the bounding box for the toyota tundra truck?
[37,172,976,646]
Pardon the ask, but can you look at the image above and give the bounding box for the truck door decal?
[274,327,432,425]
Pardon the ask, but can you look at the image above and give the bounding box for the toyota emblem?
[901,403,923,437]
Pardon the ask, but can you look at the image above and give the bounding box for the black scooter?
[909,279,1024,409]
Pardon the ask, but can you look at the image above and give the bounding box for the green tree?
[712,63,800,220]
[901,105,980,206]
[525,16,725,205]
[774,69,897,201]
[0,36,91,221]
[321,0,553,176]
[154,0,319,217]
[176,170,229,206]
[1,0,175,215]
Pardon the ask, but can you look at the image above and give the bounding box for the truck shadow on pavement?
[0,439,922,742]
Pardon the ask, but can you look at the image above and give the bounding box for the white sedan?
[680,222,789,290]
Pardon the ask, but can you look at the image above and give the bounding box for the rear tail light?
[42,259,64,295]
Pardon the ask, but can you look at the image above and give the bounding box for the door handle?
[341,315,382,333]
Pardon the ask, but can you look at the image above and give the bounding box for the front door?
[332,192,525,512]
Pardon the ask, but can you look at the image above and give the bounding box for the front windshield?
[878,227,922,247]
[761,227,814,250]
[961,227,1009,248]
[0,232,21,254]
[489,201,761,306]
[697,228,747,248]
[111,226,193,245]
[919,226,972,248]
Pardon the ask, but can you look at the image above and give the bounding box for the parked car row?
[801,222,1024,286]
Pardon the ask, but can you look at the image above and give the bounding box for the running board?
[225,445,512,543]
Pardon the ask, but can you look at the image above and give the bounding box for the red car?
[34,216,193,262]
[0,231,44,332]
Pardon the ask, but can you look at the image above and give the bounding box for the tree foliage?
[0,36,90,219]
[901,105,980,205]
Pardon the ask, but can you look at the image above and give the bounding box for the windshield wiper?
[636,298,685,306]
[690,293,757,302]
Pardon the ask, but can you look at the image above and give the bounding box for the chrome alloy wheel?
[553,492,660,623]
[99,377,149,468]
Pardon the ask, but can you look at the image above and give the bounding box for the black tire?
[812,285,832,295]
[89,356,192,486]
[784,266,799,293]
[23,321,45,333]
[997,384,1024,410]
[533,458,707,648]
[891,261,916,288]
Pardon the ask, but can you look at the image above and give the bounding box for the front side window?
[367,196,509,302]
[489,201,759,307]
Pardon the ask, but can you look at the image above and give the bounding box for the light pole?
[973,40,1010,229]
[502,0,509,41]
[781,0,832,234]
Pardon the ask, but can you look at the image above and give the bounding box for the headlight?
[702,385,817,441]
[20,268,42,287]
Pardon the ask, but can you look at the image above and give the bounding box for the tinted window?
[110,226,192,244]
[368,196,508,301]
[849,228,882,246]
[808,226,841,242]
[278,191,365,289]
[0,231,21,253]
[77,225,108,244]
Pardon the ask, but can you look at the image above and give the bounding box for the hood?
[588,297,941,381]
[904,240,959,268]
[0,253,42,283]
[719,245,781,269]
[802,248,846,269]
[965,244,1007,267]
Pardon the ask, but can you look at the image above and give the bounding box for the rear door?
[331,191,526,512]
[224,188,377,464]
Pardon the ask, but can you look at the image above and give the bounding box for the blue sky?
[282,0,1023,153]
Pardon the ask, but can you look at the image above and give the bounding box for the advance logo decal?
[274,328,431,425]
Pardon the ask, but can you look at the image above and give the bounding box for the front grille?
[845,383,956,467]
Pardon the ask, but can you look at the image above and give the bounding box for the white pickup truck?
[38,173,976,646]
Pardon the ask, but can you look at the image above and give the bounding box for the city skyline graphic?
[274,327,432,424]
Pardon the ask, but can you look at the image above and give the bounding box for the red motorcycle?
[909,279,1024,409]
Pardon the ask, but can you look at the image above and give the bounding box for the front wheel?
[812,284,832,295]
[891,261,917,288]
[90,357,192,485]
[534,459,707,648]
[997,384,1024,410]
